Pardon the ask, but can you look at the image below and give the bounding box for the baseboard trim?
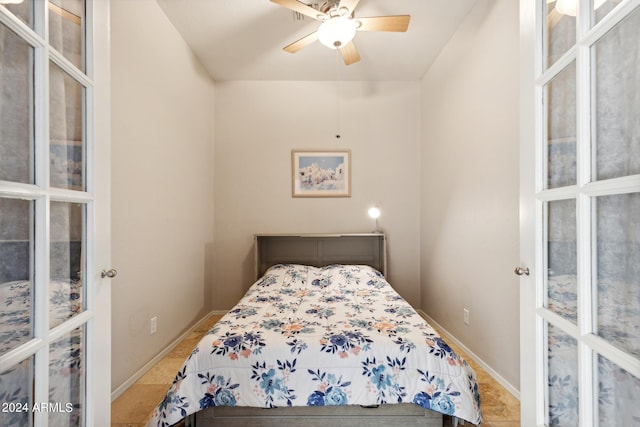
[209,309,229,316]
[111,310,227,401]
[417,310,520,400]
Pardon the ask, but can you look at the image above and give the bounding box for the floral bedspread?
[147,264,482,426]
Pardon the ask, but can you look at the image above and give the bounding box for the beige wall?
[108,0,521,398]
[420,0,521,389]
[110,0,215,391]
[213,81,421,309]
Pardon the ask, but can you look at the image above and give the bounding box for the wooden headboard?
[254,234,387,279]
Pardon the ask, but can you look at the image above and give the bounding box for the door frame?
[519,0,538,424]
[89,0,111,424]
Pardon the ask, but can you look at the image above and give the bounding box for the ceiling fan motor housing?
[320,0,346,16]
[274,0,409,65]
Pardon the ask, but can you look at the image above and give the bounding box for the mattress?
[147,264,482,426]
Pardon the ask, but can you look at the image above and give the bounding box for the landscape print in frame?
[292,150,351,197]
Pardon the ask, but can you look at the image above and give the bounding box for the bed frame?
[188,233,445,427]
[254,233,387,278]
[192,404,443,426]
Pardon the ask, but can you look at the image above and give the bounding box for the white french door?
[520,0,640,425]
[0,1,111,426]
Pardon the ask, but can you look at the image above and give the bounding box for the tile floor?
[111,313,520,426]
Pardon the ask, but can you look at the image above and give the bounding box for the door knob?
[101,269,118,278]
[514,266,530,276]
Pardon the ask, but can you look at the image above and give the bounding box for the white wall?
[110,0,215,391]
[420,0,521,390]
[213,81,421,310]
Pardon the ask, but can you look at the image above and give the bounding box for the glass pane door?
[0,1,98,426]
[529,1,640,425]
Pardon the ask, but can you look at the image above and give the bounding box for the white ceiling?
[156,0,478,81]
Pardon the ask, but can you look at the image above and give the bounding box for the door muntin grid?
[538,1,640,426]
[0,1,92,426]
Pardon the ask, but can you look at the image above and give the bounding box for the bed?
[146,234,482,427]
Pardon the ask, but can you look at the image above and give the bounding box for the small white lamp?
[368,207,381,233]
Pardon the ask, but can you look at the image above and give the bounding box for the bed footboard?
[190,404,443,427]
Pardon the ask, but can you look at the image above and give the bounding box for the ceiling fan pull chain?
[335,49,341,139]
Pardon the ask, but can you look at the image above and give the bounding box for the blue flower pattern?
[412,370,461,416]
[251,359,298,407]
[197,373,239,410]
[362,357,407,403]
[146,265,483,426]
[307,369,351,406]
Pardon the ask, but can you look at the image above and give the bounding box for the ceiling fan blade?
[338,0,361,14]
[356,15,410,32]
[270,0,327,21]
[283,31,319,53]
[340,41,360,65]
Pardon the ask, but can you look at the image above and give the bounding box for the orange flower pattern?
[147,264,482,427]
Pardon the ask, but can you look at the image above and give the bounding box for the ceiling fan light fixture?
[317,16,356,49]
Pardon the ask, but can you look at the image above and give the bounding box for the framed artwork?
[291,150,351,197]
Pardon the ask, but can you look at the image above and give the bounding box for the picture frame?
[291,150,351,198]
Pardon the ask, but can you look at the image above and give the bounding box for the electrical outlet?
[463,309,470,326]
[150,316,157,334]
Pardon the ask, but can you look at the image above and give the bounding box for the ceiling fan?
[271,0,410,65]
